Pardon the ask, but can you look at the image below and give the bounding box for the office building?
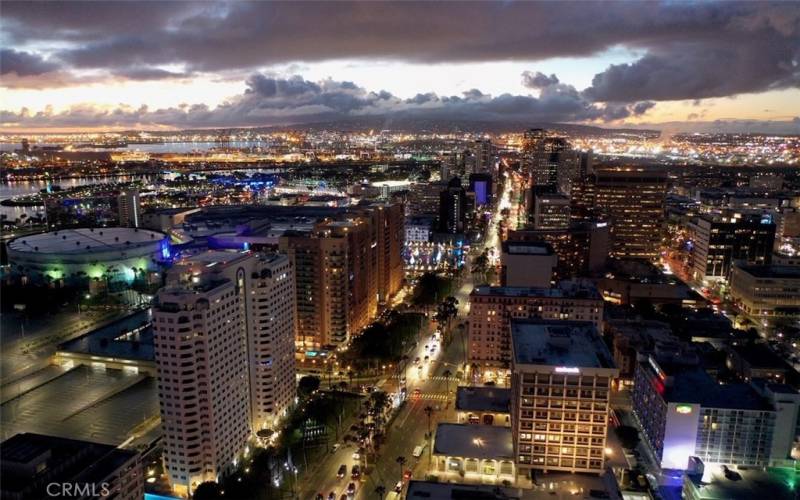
[467,139,494,175]
[729,264,800,328]
[687,212,776,285]
[116,189,140,228]
[632,355,800,469]
[578,167,667,260]
[279,202,404,349]
[408,181,447,216]
[521,130,579,193]
[508,221,610,278]
[0,433,143,500]
[531,191,570,230]
[154,251,296,494]
[439,177,467,234]
[468,281,604,371]
[500,241,557,287]
[469,173,494,207]
[511,320,618,475]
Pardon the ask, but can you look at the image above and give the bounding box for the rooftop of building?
[405,480,522,499]
[511,320,615,369]
[729,342,791,370]
[455,386,511,413]
[57,309,154,362]
[644,358,773,411]
[501,240,555,256]
[179,249,252,266]
[733,264,800,279]
[433,423,513,461]
[683,466,797,500]
[1,432,139,494]
[7,227,165,254]
[471,280,601,300]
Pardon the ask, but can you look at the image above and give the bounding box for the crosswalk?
[412,392,450,401]
[427,376,460,382]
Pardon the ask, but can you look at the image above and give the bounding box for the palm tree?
[442,369,452,395]
[396,456,407,482]
[375,485,387,500]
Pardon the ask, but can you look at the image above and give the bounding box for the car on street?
[403,469,413,481]
[337,464,347,478]
[351,465,361,480]
[327,493,336,500]
[394,481,403,493]
[347,482,356,495]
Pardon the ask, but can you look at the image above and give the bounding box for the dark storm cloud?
[522,72,560,89]
[2,1,798,103]
[583,38,800,102]
[0,49,60,76]
[0,74,655,129]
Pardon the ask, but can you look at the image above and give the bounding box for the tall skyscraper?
[521,130,578,193]
[467,139,494,175]
[154,267,251,496]
[154,251,297,494]
[580,167,667,260]
[511,320,618,474]
[116,190,140,228]
[439,177,467,234]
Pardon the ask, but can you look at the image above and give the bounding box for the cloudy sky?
[1,1,799,133]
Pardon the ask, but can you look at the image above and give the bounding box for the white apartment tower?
[154,277,250,496]
[153,250,296,495]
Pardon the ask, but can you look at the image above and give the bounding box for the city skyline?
[2,1,799,133]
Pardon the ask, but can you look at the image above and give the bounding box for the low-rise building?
[0,433,143,500]
[726,342,794,384]
[729,264,800,329]
[431,423,516,484]
[455,386,511,426]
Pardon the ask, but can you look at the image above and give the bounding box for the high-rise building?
[468,173,493,207]
[408,181,447,216]
[578,167,667,260]
[279,202,404,349]
[154,269,251,496]
[510,320,618,475]
[116,190,140,228]
[633,355,799,469]
[521,130,578,193]
[467,139,494,175]
[468,282,604,373]
[154,251,297,494]
[509,222,610,278]
[687,212,776,285]
[439,177,467,234]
